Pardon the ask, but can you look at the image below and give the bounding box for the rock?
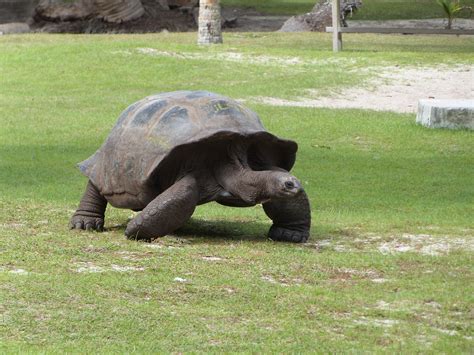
[416,99,474,130]
[156,0,170,10]
[279,13,321,32]
[35,1,93,22]
[222,16,237,29]
[279,0,362,32]
[35,0,147,24]
[279,10,331,32]
[94,0,145,23]
[168,0,198,8]
[0,22,30,34]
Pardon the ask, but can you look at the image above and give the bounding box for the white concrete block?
[0,22,30,35]
[417,99,474,130]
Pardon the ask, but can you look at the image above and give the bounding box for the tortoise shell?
[79,91,297,209]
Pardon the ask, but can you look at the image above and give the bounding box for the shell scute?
[132,99,168,126]
[185,90,213,99]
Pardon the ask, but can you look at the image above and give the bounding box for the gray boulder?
[279,0,362,32]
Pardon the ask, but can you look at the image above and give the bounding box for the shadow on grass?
[177,218,270,243]
[106,217,270,244]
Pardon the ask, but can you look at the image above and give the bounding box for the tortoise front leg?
[263,189,311,243]
[70,180,107,231]
[125,175,199,241]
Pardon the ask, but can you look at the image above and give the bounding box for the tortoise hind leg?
[263,190,311,243]
[125,175,199,240]
[70,180,107,231]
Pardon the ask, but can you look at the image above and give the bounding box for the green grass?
[221,0,314,15]
[0,33,473,352]
[352,0,474,20]
[222,0,474,19]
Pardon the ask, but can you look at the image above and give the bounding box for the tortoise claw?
[268,225,309,243]
[70,214,105,232]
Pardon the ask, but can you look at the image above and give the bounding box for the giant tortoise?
[70,91,311,242]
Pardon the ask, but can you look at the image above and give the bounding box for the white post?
[331,0,342,52]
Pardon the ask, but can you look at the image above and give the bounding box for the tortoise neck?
[214,159,273,204]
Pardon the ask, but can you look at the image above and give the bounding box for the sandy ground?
[132,48,473,113]
[258,65,474,113]
[242,17,474,113]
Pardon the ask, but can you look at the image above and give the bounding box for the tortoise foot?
[125,175,199,242]
[268,225,309,243]
[69,213,104,232]
[124,215,153,241]
[70,181,107,232]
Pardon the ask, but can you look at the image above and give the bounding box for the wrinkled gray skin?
[70,91,311,242]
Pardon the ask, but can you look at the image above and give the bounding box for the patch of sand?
[305,233,474,256]
[173,277,187,283]
[261,274,303,287]
[201,256,224,261]
[354,317,400,327]
[74,262,145,273]
[378,233,474,256]
[258,65,473,113]
[134,47,343,67]
[131,48,473,113]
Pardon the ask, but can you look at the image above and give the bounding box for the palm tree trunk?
[447,15,453,29]
[197,0,222,44]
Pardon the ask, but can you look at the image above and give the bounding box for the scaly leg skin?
[70,180,107,231]
[263,190,311,243]
[125,175,199,241]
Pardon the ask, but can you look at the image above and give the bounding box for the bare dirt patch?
[0,267,29,275]
[201,256,224,261]
[305,233,474,256]
[261,274,303,287]
[378,233,474,256]
[354,317,400,327]
[258,65,473,113]
[73,261,145,273]
[133,47,316,68]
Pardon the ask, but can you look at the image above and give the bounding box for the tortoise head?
[265,170,303,200]
[237,169,304,205]
[215,140,303,205]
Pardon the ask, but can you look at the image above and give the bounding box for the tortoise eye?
[284,181,295,189]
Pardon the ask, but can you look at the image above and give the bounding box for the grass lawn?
[351,0,474,20]
[221,0,315,15]
[0,32,473,352]
[222,0,474,19]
